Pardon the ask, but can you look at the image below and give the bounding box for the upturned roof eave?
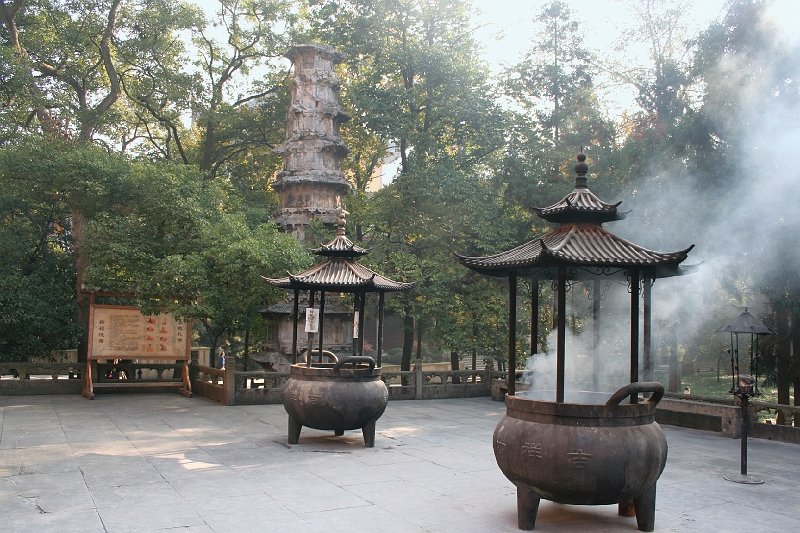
[455,239,695,278]
[531,188,625,224]
[261,265,414,293]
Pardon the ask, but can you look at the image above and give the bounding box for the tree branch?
[80,0,122,140]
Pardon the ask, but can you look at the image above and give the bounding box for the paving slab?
[1,394,799,533]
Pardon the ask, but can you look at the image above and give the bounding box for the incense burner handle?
[333,356,376,373]
[605,382,665,408]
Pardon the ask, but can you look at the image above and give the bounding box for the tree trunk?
[472,348,477,383]
[200,120,216,173]
[78,0,123,142]
[776,309,791,425]
[450,351,460,384]
[244,328,250,372]
[71,206,90,363]
[669,320,679,393]
[400,312,414,386]
[203,320,227,369]
[794,376,800,427]
[792,323,799,427]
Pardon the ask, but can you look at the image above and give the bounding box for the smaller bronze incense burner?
[263,213,413,447]
[283,357,388,446]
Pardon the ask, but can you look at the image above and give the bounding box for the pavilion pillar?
[531,279,539,356]
[318,291,326,358]
[643,273,653,384]
[630,270,640,404]
[358,291,366,357]
[507,271,517,397]
[377,292,385,367]
[291,289,299,364]
[352,292,360,357]
[557,266,566,403]
[306,290,315,368]
[592,279,601,391]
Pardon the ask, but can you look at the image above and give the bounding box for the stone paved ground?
[1,394,798,533]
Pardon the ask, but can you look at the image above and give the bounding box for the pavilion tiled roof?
[262,212,414,293]
[263,259,414,292]
[532,188,624,224]
[532,153,624,224]
[456,222,694,275]
[311,233,370,258]
[457,153,694,279]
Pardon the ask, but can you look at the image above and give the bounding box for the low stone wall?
[655,394,800,444]
[7,361,799,446]
[655,397,734,436]
[191,364,233,405]
[488,385,800,445]
[235,371,289,405]
[490,378,530,401]
[749,401,800,445]
[217,366,500,405]
[0,363,83,396]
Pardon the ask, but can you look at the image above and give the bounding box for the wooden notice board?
[82,297,192,399]
[88,304,190,361]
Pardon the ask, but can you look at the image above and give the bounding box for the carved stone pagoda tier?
[273,44,352,240]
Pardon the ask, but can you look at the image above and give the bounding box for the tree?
[307,0,510,371]
[0,138,135,361]
[130,0,296,180]
[0,185,81,361]
[0,1,301,361]
[0,0,206,361]
[694,0,800,413]
[606,0,715,200]
[83,159,310,362]
[501,1,617,210]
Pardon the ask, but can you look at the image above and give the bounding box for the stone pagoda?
[273,44,352,240]
[255,44,353,371]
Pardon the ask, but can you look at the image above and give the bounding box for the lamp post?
[716,308,773,484]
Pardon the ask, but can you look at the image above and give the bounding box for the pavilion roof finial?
[337,209,347,236]
[575,152,589,189]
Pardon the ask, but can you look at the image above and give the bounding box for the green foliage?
[500,1,619,212]
[303,0,516,368]
[0,0,796,392]
[0,192,81,361]
[84,160,311,353]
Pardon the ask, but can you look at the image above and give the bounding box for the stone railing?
[225,364,499,405]
[749,401,800,444]
[0,362,83,395]
[191,364,234,405]
[235,371,289,405]
[383,367,496,400]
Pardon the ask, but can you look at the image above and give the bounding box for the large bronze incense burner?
[263,214,413,447]
[458,153,695,531]
[495,383,667,531]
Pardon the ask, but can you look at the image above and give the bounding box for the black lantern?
[716,308,773,484]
